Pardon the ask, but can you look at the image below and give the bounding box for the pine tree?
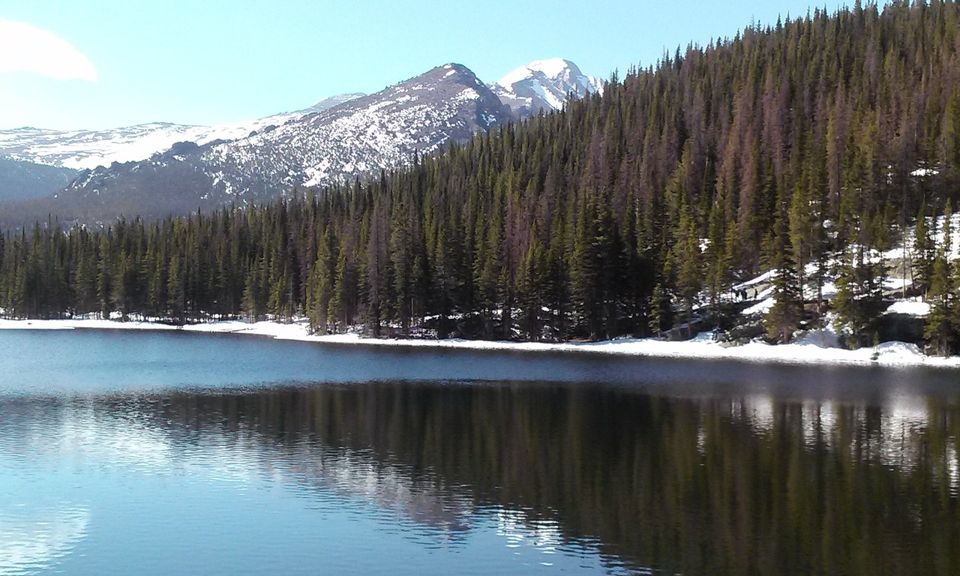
[308,228,336,333]
[925,250,956,355]
[925,203,958,355]
[913,202,933,296]
[647,282,671,336]
[673,198,703,325]
[944,88,960,178]
[765,212,802,343]
[516,236,545,341]
[788,183,813,310]
[832,248,870,348]
[96,235,112,319]
[167,253,186,323]
[329,245,357,330]
[572,194,602,339]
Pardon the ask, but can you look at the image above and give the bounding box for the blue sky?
[0,0,847,130]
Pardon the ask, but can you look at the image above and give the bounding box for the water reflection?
[0,505,90,576]
[2,381,960,575]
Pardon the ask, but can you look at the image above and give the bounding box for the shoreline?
[0,317,958,369]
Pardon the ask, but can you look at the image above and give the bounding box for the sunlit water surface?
[1,329,960,575]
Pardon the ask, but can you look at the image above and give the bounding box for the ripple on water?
[1,331,960,575]
[0,504,90,576]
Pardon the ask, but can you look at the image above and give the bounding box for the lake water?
[1,329,959,575]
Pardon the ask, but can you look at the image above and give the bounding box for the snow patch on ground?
[733,270,776,291]
[874,340,925,360]
[0,318,957,369]
[795,325,842,348]
[743,297,774,316]
[885,298,931,317]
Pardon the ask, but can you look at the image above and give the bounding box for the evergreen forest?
[3,1,960,353]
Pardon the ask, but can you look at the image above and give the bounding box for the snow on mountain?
[0,59,599,182]
[492,58,603,118]
[0,59,599,226]
[33,64,510,224]
[0,94,366,172]
[203,64,508,191]
[307,93,366,113]
[0,122,268,171]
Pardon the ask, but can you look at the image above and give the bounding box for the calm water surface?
[1,329,960,575]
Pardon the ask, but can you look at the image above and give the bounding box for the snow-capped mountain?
[204,64,508,192]
[492,58,603,118]
[0,94,365,171]
[0,59,599,226]
[0,121,282,171]
[27,64,510,224]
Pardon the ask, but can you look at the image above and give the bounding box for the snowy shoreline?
[1,317,958,370]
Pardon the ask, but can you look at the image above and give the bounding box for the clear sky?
[0,0,848,130]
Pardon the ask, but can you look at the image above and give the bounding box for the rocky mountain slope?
[0,157,77,203]
[1,59,597,226]
[202,64,509,194]
[0,94,364,171]
[8,64,509,225]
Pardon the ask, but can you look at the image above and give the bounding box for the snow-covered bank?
[0,318,958,369]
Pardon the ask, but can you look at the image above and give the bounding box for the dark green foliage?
[832,247,885,348]
[924,251,956,355]
[913,202,934,296]
[765,212,803,343]
[925,203,959,355]
[0,2,959,347]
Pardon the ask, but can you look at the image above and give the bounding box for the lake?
[1,329,959,575]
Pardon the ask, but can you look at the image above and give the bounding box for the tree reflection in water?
[59,381,959,576]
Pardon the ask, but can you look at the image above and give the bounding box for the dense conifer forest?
[2,1,960,352]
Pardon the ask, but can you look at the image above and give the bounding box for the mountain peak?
[411,63,486,88]
[492,58,601,118]
[0,58,593,224]
[307,93,365,113]
[32,60,515,223]
[496,58,579,87]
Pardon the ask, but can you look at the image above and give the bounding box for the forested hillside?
[2,1,960,352]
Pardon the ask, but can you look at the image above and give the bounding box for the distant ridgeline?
[2,2,960,353]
